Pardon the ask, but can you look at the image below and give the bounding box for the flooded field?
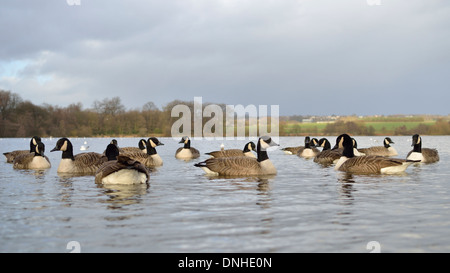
[1,136,449,253]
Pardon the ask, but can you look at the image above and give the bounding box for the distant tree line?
[322,121,376,136]
[0,90,173,137]
[1,89,449,138]
[0,90,232,138]
[393,119,450,135]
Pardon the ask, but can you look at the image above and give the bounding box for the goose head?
[51,138,72,152]
[105,143,120,161]
[244,141,257,152]
[310,138,319,147]
[341,134,355,158]
[333,134,345,150]
[148,137,164,148]
[30,136,42,152]
[34,142,46,157]
[179,136,192,148]
[384,137,394,148]
[411,134,421,147]
[318,138,331,150]
[138,139,147,150]
[304,136,311,145]
[179,136,189,144]
[110,139,118,146]
[259,136,279,150]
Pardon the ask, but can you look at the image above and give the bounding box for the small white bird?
[80,141,89,151]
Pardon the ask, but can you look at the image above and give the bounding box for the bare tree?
[92,97,125,116]
[0,90,22,118]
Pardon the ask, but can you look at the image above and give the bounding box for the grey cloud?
[1,0,450,115]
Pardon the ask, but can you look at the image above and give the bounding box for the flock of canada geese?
[3,133,439,185]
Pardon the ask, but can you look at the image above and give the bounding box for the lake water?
[0,136,449,253]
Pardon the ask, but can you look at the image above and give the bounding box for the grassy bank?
[280,117,445,136]
[363,121,436,135]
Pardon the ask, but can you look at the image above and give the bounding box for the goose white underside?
[101,169,148,184]
[260,160,277,174]
[57,158,77,173]
[283,151,293,155]
[176,148,195,159]
[151,154,163,166]
[199,159,277,176]
[380,163,414,174]
[28,157,51,169]
[387,147,398,156]
[334,157,347,171]
[407,152,424,162]
[200,167,219,176]
[299,149,316,158]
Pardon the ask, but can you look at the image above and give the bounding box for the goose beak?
[270,140,280,147]
[50,147,58,152]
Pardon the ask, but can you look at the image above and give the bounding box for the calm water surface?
[1,136,449,253]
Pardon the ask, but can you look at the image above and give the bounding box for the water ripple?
[0,136,449,252]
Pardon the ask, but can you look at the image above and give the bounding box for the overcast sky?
[1,0,449,116]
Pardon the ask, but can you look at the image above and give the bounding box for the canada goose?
[281,136,314,155]
[13,141,51,170]
[297,137,320,159]
[175,136,200,159]
[407,134,439,163]
[206,142,256,158]
[51,138,104,174]
[95,143,149,185]
[121,137,164,167]
[331,135,365,156]
[105,139,146,153]
[117,138,147,154]
[313,138,342,165]
[335,134,419,174]
[4,136,41,163]
[194,136,279,176]
[358,137,398,157]
[281,137,319,156]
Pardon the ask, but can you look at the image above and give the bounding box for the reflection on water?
[0,136,449,252]
[337,173,356,206]
[14,168,50,180]
[98,184,150,209]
